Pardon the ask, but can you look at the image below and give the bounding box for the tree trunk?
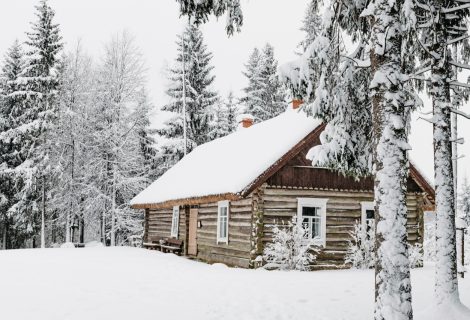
[2,218,6,250]
[41,177,46,249]
[110,166,116,246]
[431,58,459,305]
[370,0,413,319]
[79,216,84,244]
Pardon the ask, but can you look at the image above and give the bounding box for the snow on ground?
[0,247,469,320]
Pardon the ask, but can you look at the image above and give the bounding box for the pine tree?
[242,44,285,122]
[241,47,261,118]
[0,40,27,249]
[209,91,239,139]
[298,1,323,53]
[175,4,417,318]
[13,0,63,248]
[225,91,239,132]
[416,1,470,308]
[158,24,218,170]
[280,2,417,318]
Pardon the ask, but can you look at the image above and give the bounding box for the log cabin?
[130,105,435,270]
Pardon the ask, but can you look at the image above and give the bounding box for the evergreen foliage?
[158,24,218,171]
[242,44,285,122]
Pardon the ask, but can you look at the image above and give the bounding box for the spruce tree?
[416,1,470,308]
[13,0,63,248]
[0,40,27,249]
[242,44,285,122]
[241,47,261,118]
[158,24,218,169]
[209,91,239,139]
[225,91,239,133]
[298,1,323,53]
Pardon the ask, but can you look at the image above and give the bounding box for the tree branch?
[450,81,470,88]
[449,60,470,70]
[441,4,470,13]
[418,116,436,124]
[447,34,470,45]
[450,107,470,119]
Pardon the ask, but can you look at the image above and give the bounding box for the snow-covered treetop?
[176,0,243,35]
[131,109,321,206]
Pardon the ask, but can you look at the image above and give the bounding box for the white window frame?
[217,200,229,244]
[171,206,180,238]
[297,198,328,247]
[361,201,375,229]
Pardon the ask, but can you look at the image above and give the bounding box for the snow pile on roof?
[131,111,321,206]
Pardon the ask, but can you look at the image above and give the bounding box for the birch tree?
[90,32,152,246]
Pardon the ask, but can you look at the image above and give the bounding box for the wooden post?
[250,184,265,268]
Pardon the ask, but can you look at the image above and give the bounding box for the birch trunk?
[110,166,116,247]
[370,0,413,318]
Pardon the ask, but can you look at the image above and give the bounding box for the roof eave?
[130,192,242,209]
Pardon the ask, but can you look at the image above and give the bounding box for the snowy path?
[0,247,468,320]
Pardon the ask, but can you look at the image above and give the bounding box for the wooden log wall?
[196,197,253,268]
[146,206,189,244]
[261,187,425,270]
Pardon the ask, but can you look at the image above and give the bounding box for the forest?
[1,1,470,320]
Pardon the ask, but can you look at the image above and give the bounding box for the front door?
[188,208,198,256]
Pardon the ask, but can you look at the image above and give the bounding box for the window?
[361,202,375,239]
[217,201,229,243]
[297,198,328,246]
[171,206,180,238]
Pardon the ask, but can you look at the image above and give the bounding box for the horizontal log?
[196,252,250,268]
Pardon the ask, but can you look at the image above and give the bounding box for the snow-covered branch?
[441,4,470,13]
[450,107,470,119]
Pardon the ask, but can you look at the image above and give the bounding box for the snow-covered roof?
[131,111,322,207]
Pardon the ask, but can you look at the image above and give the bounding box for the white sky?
[1,0,469,187]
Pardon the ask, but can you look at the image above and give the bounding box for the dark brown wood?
[161,238,184,255]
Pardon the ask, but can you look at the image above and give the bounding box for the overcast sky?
[1,0,469,187]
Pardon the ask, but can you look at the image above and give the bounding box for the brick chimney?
[241,117,254,128]
[237,113,254,129]
[292,99,303,110]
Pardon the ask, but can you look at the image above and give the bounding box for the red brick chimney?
[292,99,303,110]
[241,117,254,128]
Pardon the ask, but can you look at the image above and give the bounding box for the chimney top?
[241,117,254,128]
[292,99,303,110]
[237,113,254,128]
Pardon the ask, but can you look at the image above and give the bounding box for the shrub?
[263,216,316,271]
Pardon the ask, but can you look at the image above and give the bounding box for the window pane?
[220,207,227,217]
[302,206,318,217]
[312,218,320,238]
[366,209,374,220]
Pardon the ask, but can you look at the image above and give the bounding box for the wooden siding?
[261,187,425,270]
[266,142,423,193]
[146,206,189,250]
[196,197,253,268]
